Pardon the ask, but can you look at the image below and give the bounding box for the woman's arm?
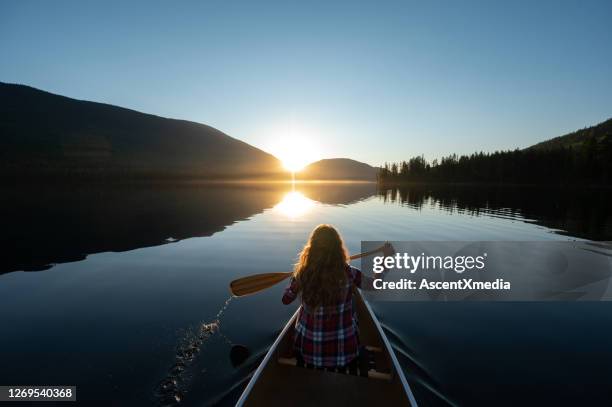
[282,277,299,304]
[350,266,385,291]
[354,242,394,290]
[351,252,394,291]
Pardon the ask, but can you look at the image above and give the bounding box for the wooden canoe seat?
[277,345,392,381]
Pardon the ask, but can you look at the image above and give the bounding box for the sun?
[280,151,310,172]
[275,138,320,173]
[261,122,322,173]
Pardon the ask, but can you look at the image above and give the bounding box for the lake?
[1,182,611,406]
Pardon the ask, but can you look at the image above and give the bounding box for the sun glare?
[274,191,314,219]
[281,151,310,172]
[262,122,322,173]
[276,138,320,172]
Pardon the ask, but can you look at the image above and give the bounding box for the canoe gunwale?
[235,290,418,406]
[235,306,300,406]
[358,291,418,406]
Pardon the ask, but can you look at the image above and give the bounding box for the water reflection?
[2,182,609,275]
[0,182,375,274]
[2,182,611,406]
[298,181,376,205]
[273,191,315,219]
[1,183,281,274]
[379,185,612,240]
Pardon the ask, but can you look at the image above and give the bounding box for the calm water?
[1,183,611,406]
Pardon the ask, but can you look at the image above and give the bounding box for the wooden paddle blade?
[230,272,292,297]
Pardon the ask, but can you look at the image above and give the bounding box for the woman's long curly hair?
[293,224,349,308]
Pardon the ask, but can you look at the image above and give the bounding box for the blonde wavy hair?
[293,224,349,308]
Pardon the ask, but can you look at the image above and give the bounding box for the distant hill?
[379,118,612,186]
[0,83,284,180]
[529,118,612,150]
[297,158,378,181]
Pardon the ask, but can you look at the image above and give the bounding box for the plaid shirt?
[282,264,363,368]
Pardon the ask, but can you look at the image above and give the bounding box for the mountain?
[297,158,378,181]
[529,117,612,150]
[379,117,612,186]
[0,83,284,180]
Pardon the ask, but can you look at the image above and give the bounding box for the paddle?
[229,243,392,297]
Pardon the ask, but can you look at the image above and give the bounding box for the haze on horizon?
[1,0,611,167]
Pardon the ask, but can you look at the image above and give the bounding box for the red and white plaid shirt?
[282,265,363,367]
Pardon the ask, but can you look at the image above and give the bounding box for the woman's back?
[282,224,365,368]
[283,265,361,367]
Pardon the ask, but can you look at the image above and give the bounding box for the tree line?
[378,137,612,186]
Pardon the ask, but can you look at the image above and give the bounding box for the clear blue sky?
[1,0,611,166]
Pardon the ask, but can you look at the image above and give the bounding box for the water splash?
[154,296,233,406]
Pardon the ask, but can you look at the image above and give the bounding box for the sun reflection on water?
[274,191,315,219]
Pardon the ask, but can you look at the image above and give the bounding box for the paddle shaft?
[229,244,387,297]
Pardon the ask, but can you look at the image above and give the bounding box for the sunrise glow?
[276,137,320,172]
[273,191,314,219]
[261,121,322,173]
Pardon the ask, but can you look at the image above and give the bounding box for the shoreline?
[376,180,612,189]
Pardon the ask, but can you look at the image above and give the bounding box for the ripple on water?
[154,297,233,406]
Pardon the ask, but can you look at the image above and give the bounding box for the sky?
[1,0,611,167]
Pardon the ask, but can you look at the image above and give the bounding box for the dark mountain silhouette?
[529,117,612,150]
[379,118,612,185]
[297,158,378,181]
[0,83,284,180]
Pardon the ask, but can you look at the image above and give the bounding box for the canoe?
[236,289,418,406]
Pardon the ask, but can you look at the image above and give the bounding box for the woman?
[282,224,381,368]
